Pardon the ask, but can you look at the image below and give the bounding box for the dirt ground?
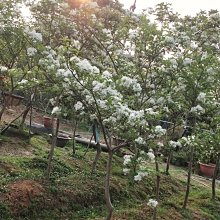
[1,104,93,139]
[0,180,45,215]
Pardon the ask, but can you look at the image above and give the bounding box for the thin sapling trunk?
[166,151,172,175]
[46,117,59,179]
[153,153,160,220]
[72,119,78,155]
[212,153,220,200]
[183,144,194,209]
[91,142,101,174]
[105,150,113,220]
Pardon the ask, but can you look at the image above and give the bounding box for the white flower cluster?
[197,92,206,102]
[154,125,166,137]
[18,79,28,85]
[122,168,130,175]
[39,47,60,71]
[134,171,148,181]
[164,36,175,44]
[120,76,142,93]
[145,108,158,115]
[74,101,84,111]
[183,58,192,65]
[128,28,139,39]
[135,137,146,145]
[147,199,158,208]
[76,59,100,74]
[27,47,37,57]
[102,70,112,79]
[51,106,61,115]
[190,105,205,114]
[169,140,182,149]
[0,66,8,73]
[128,110,144,126]
[123,155,133,166]
[26,30,42,42]
[147,150,155,162]
[181,135,195,146]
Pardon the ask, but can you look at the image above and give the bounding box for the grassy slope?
[0,129,219,220]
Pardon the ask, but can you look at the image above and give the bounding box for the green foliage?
[171,149,188,167]
[0,203,11,219]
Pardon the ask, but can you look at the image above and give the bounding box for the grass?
[0,129,219,219]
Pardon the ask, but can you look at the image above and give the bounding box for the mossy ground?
[0,128,219,220]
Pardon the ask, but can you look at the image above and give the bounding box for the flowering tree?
[2,0,220,219]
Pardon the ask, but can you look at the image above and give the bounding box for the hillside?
[0,128,219,220]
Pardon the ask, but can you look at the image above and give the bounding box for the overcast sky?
[119,0,220,15]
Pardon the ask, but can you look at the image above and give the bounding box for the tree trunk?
[105,151,113,220]
[0,104,6,121]
[45,118,59,179]
[72,120,77,155]
[0,90,14,121]
[153,154,160,220]
[28,104,33,139]
[133,145,138,176]
[212,153,220,200]
[20,105,31,128]
[183,145,194,209]
[166,151,172,175]
[91,142,102,174]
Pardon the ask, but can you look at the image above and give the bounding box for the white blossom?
[190,105,205,114]
[169,140,182,149]
[147,199,158,208]
[134,174,142,181]
[183,58,192,65]
[74,101,83,111]
[18,79,28,85]
[147,151,155,162]
[27,47,37,56]
[51,106,61,115]
[123,155,133,165]
[155,125,166,136]
[76,59,100,74]
[123,168,130,175]
[134,171,148,181]
[27,30,42,42]
[0,66,8,73]
[197,92,206,102]
[103,70,112,78]
[135,137,146,145]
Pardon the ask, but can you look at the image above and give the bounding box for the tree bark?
[72,119,77,155]
[45,118,59,179]
[166,151,172,175]
[183,145,194,209]
[0,91,10,121]
[105,150,113,220]
[212,153,220,200]
[153,154,160,220]
[91,142,102,174]
[20,105,31,128]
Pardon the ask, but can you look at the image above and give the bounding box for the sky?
[119,0,220,15]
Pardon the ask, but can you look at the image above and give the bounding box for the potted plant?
[43,116,57,129]
[49,133,72,147]
[3,92,24,106]
[196,131,218,178]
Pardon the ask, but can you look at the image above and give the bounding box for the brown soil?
[0,135,33,156]
[0,180,45,215]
